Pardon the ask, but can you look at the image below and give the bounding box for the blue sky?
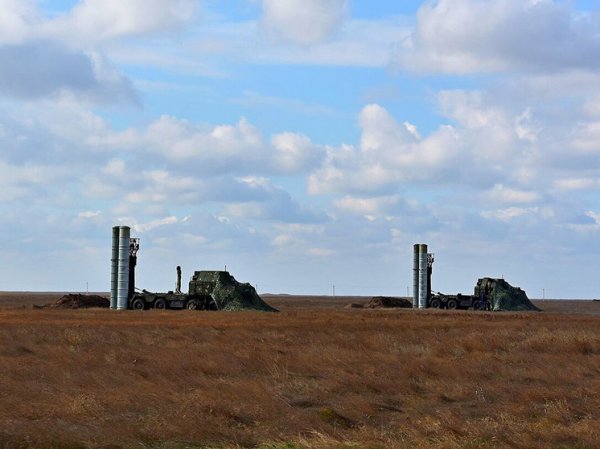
[1,0,600,298]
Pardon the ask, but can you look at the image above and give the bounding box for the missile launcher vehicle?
[129,270,277,312]
[110,226,276,312]
[428,292,490,311]
[427,277,539,311]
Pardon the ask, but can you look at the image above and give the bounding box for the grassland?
[0,293,600,448]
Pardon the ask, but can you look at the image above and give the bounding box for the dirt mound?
[345,303,364,309]
[365,296,412,309]
[44,294,110,309]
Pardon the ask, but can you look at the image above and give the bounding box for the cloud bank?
[402,0,600,73]
[0,0,599,297]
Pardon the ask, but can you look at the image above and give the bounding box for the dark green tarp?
[476,277,540,312]
[191,271,278,312]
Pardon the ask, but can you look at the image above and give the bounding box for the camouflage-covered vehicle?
[188,270,277,312]
[130,270,277,312]
[474,277,539,311]
[427,277,539,311]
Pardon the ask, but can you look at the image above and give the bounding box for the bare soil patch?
[533,299,600,315]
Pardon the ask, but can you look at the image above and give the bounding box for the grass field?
[1,293,600,448]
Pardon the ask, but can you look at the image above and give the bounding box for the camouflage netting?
[478,278,540,312]
[209,272,278,312]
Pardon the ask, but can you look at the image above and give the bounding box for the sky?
[1,0,600,298]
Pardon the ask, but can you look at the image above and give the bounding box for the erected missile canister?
[412,244,419,308]
[116,226,131,310]
[110,226,119,309]
[418,243,428,309]
[427,252,434,303]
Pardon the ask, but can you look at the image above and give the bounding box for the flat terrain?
[1,292,600,448]
[3,291,600,314]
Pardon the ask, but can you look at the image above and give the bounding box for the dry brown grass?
[0,295,599,448]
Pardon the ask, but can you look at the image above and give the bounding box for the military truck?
[129,270,224,311]
[427,277,536,311]
[428,291,491,310]
[129,291,209,310]
[129,269,277,312]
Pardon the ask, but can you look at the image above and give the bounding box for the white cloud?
[515,108,542,142]
[436,89,547,177]
[269,227,334,259]
[103,159,126,176]
[583,94,600,118]
[271,132,324,174]
[306,247,335,257]
[554,178,600,192]
[77,210,102,219]
[566,211,600,233]
[308,145,397,195]
[86,114,326,179]
[0,42,138,103]
[308,103,466,195]
[223,177,326,223]
[0,0,409,75]
[0,160,70,202]
[3,0,600,298]
[481,206,554,222]
[587,211,600,225]
[143,116,268,172]
[438,90,507,129]
[0,99,327,226]
[401,0,600,74]
[253,17,411,67]
[333,195,405,217]
[131,216,179,233]
[0,0,198,45]
[359,104,417,151]
[48,0,198,42]
[271,234,294,248]
[485,184,540,204]
[123,170,202,205]
[261,0,347,45]
[0,0,202,104]
[0,0,38,44]
[572,121,600,153]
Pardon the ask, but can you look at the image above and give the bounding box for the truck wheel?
[430,298,441,309]
[131,298,145,310]
[186,300,198,310]
[447,299,458,310]
[154,298,167,310]
[472,300,481,311]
